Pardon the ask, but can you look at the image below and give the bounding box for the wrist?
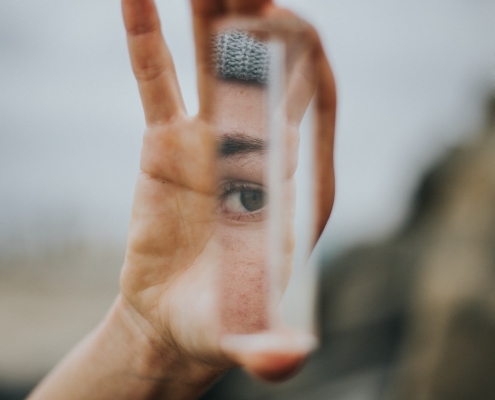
[28,294,223,400]
[104,295,224,398]
[112,295,224,390]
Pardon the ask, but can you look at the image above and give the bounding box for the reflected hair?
[213,30,269,85]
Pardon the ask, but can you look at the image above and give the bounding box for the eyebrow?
[218,133,267,158]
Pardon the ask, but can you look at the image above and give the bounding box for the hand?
[120,0,337,382]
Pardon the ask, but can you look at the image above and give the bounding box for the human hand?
[120,0,337,383]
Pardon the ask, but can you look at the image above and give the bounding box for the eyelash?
[219,181,267,222]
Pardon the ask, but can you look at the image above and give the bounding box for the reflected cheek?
[218,225,270,334]
[217,222,295,334]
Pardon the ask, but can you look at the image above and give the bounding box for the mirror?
[202,18,321,350]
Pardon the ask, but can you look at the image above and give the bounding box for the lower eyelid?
[224,209,266,222]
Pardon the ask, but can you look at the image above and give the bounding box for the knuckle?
[126,21,160,36]
[134,63,166,82]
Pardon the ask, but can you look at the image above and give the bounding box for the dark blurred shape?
[201,94,495,400]
[384,92,495,400]
[0,385,34,400]
[430,304,495,400]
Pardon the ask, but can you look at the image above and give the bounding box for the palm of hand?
[121,115,227,363]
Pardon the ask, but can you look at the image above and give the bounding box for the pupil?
[240,190,265,212]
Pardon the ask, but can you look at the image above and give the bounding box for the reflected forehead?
[218,133,267,158]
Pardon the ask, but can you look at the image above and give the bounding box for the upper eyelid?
[219,181,265,195]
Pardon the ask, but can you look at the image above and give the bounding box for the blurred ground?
[0,243,122,395]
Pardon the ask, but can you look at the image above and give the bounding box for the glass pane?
[204,17,321,354]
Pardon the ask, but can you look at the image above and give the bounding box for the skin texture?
[28,1,337,399]
[212,79,302,333]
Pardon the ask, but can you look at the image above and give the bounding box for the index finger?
[123,0,186,125]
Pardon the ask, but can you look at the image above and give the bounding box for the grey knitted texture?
[213,30,269,84]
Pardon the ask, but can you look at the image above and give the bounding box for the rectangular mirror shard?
[204,16,321,352]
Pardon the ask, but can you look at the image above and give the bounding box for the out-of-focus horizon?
[1,0,495,396]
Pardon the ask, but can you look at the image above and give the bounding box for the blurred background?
[1,0,495,399]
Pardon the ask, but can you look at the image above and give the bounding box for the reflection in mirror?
[212,29,271,335]
[206,23,318,344]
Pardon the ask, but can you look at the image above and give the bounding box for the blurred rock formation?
[385,93,495,400]
[201,94,495,400]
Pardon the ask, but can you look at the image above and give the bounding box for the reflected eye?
[240,190,265,211]
[220,182,267,221]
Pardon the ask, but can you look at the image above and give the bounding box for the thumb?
[220,332,316,381]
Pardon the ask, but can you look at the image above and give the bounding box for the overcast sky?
[1,0,494,256]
